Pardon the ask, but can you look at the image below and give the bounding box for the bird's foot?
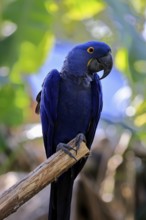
[57,143,77,161]
[56,133,86,161]
[73,133,86,154]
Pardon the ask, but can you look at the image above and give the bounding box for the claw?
[73,133,86,154]
[56,133,86,161]
[57,143,77,161]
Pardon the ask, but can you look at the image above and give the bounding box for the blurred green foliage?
[0,0,146,140]
[0,0,54,125]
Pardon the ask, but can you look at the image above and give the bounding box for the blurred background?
[0,0,146,219]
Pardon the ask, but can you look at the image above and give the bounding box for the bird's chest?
[58,79,92,123]
[54,79,92,144]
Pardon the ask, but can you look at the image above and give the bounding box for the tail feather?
[48,150,88,220]
[49,170,74,220]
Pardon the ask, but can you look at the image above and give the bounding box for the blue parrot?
[35,41,113,220]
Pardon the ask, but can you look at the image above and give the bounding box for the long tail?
[48,158,88,220]
[48,170,74,220]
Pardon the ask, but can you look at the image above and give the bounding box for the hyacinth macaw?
[35,41,113,220]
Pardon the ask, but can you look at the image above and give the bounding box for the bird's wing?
[86,74,103,148]
[39,69,61,157]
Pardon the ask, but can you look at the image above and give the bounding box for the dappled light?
[25,124,42,140]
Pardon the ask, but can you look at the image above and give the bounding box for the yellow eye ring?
[87,47,94,54]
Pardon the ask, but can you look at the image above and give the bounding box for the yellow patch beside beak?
[87,58,93,67]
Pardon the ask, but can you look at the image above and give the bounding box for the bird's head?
[61,41,113,86]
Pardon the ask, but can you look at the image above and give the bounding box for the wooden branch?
[0,140,89,220]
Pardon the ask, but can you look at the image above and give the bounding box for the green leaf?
[0,0,54,74]
[64,0,105,20]
[0,83,30,126]
[10,32,54,83]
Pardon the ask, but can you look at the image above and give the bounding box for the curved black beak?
[98,52,113,80]
[87,52,113,80]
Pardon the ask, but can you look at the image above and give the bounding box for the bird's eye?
[87,47,94,54]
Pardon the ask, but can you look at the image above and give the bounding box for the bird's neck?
[60,71,93,88]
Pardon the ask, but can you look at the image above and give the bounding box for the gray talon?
[74,133,86,153]
[57,143,77,161]
[56,133,86,160]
